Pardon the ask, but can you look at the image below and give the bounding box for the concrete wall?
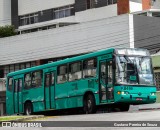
[129,1,142,13]
[133,14,160,54]
[0,0,11,26]
[0,14,130,66]
[75,4,117,22]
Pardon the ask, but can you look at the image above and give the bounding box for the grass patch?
[156,91,160,103]
[0,116,26,121]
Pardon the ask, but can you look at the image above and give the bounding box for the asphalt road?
[2,110,160,130]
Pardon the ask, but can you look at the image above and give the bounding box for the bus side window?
[8,77,13,91]
[32,71,42,88]
[25,73,31,89]
[69,62,82,81]
[83,58,97,78]
[57,65,67,84]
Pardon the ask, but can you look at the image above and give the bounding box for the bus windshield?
[116,56,154,85]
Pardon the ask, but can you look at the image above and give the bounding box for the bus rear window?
[8,78,13,91]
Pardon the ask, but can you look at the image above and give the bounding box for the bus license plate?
[136,98,142,101]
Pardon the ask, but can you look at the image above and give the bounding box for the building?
[0,0,160,115]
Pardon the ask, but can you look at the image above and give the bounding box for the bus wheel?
[119,104,130,112]
[84,94,97,114]
[25,102,33,115]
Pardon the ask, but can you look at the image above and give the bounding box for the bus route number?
[122,86,133,90]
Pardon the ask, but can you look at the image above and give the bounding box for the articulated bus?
[6,48,156,115]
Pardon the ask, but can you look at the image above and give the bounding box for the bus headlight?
[121,92,124,95]
[121,91,129,95]
[150,92,155,96]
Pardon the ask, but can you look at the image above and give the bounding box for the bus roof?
[7,48,115,77]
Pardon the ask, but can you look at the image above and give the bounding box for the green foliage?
[0,25,16,38]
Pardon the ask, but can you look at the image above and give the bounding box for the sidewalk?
[129,103,160,111]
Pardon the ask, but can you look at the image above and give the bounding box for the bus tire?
[120,104,130,112]
[84,94,97,114]
[24,102,33,115]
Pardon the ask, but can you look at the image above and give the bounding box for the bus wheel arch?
[24,100,33,115]
[83,91,97,114]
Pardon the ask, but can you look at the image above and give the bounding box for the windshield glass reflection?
[116,56,154,85]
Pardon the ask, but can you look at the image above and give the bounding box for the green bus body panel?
[114,85,156,104]
[23,87,44,112]
[55,77,99,109]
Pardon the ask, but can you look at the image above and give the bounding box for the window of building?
[83,58,97,78]
[57,65,68,84]
[152,12,160,17]
[15,64,19,71]
[155,72,160,91]
[69,62,82,81]
[32,71,42,88]
[138,12,147,16]
[25,73,32,89]
[10,65,14,72]
[54,5,73,19]
[107,0,117,5]
[8,77,13,91]
[86,0,94,9]
[20,13,38,26]
[3,62,36,78]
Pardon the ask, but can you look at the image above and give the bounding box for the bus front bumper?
[114,93,156,104]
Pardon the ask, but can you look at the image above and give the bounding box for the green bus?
[6,48,156,115]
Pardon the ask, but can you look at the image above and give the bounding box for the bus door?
[14,78,23,113]
[99,60,114,103]
[44,70,55,110]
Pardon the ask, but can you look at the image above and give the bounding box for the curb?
[9,115,44,121]
[139,108,160,111]
[129,104,160,112]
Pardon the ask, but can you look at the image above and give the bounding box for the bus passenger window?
[32,71,42,88]
[69,62,82,81]
[8,78,13,91]
[57,65,67,84]
[25,73,31,89]
[83,58,97,78]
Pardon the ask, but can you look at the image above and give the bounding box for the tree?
[0,25,16,38]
